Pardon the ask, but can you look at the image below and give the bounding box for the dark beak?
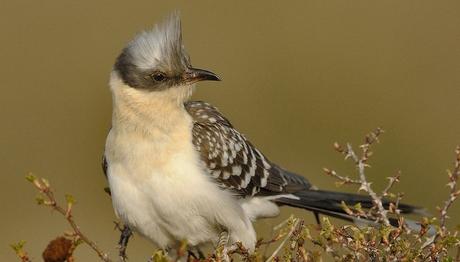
[183,67,221,83]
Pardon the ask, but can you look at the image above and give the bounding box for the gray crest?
[114,13,191,90]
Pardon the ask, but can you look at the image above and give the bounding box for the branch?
[322,167,361,186]
[10,241,32,262]
[266,218,300,262]
[346,142,390,226]
[422,146,460,260]
[329,128,391,226]
[439,146,460,232]
[26,175,113,262]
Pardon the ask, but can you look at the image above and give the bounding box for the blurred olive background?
[1,0,459,260]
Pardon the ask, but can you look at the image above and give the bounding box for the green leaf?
[379,226,392,244]
[10,240,26,253]
[35,195,45,205]
[341,201,353,215]
[65,194,76,205]
[25,174,36,183]
[320,217,334,239]
[151,250,169,262]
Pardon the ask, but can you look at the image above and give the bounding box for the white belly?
[105,128,257,250]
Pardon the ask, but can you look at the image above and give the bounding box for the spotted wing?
[185,101,312,197]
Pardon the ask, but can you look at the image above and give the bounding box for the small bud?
[333,142,343,152]
[63,231,75,237]
[10,240,26,253]
[25,173,36,183]
[354,202,363,212]
[388,193,396,198]
[41,178,50,188]
[74,238,84,247]
[36,196,45,205]
[341,201,353,215]
[64,194,76,218]
[65,194,76,205]
[388,203,395,213]
[33,179,43,190]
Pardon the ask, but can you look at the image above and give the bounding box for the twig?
[26,175,112,262]
[456,245,460,262]
[420,146,460,261]
[266,218,300,262]
[322,168,361,185]
[260,217,291,258]
[382,173,400,198]
[10,241,32,262]
[346,143,390,226]
[331,128,391,225]
[439,146,460,232]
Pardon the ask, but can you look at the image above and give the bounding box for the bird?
[103,13,421,254]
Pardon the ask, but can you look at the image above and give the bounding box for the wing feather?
[185,101,312,197]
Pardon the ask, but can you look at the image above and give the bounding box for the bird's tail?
[274,189,426,227]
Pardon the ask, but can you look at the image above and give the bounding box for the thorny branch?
[25,175,113,262]
[323,167,361,185]
[266,217,301,262]
[423,146,460,261]
[439,146,460,232]
[326,129,460,261]
[327,128,391,225]
[347,141,390,226]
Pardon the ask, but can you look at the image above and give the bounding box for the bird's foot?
[187,247,205,261]
[114,222,133,261]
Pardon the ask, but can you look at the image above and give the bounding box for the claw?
[116,223,133,261]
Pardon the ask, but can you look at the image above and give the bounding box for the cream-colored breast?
[105,116,256,249]
[105,76,257,250]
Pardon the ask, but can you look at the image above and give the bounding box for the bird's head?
[110,13,220,104]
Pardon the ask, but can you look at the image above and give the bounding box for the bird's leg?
[314,212,321,225]
[115,223,133,261]
[196,248,205,259]
[216,230,230,262]
[187,247,205,260]
[187,250,198,260]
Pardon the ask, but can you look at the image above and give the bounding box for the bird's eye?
[151,72,167,82]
